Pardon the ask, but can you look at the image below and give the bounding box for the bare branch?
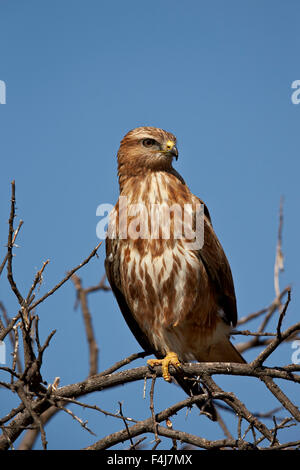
[72,274,98,376]
[6,181,24,306]
[28,241,102,312]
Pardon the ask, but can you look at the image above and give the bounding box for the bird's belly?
[120,239,219,360]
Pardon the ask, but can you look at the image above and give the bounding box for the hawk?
[105,126,245,418]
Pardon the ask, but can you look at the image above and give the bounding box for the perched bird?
[105,126,245,419]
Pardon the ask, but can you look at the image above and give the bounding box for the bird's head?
[117,127,178,188]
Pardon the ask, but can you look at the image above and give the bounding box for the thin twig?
[6,181,24,306]
[276,288,291,340]
[149,375,160,447]
[28,242,102,312]
[72,274,98,376]
[26,260,50,306]
[0,219,23,277]
[118,402,134,447]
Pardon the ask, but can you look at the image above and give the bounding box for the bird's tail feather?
[174,340,245,421]
[197,338,246,364]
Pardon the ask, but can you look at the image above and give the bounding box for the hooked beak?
[165,140,179,160]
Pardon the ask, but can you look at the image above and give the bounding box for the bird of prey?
[105,126,245,419]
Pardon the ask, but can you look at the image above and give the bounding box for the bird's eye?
[142,138,156,148]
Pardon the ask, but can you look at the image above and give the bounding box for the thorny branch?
[0,182,299,451]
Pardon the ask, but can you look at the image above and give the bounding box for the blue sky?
[0,0,299,449]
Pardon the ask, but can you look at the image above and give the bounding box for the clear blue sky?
[0,0,299,449]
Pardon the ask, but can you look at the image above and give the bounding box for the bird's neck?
[118,170,186,203]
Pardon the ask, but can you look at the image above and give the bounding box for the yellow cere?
[166,140,175,150]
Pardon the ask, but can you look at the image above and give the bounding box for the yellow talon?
[147,352,181,382]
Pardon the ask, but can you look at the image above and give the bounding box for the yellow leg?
[147,352,181,382]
